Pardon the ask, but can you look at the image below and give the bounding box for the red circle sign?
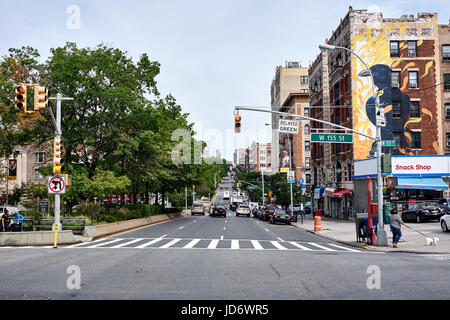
[49,177,65,193]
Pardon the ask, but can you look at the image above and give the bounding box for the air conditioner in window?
[392,83,400,88]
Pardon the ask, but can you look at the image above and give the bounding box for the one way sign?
[48,176,66,194]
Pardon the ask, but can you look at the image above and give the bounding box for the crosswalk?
[63,237,362,253]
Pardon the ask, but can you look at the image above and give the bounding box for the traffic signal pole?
[48,93,73,240]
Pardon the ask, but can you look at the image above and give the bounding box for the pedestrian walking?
[390,208,406,248]
[1,209,9,232]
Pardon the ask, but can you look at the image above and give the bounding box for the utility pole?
[261,170,265,207]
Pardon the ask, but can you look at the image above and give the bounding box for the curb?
[291,223,449,254]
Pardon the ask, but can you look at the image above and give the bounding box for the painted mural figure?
[359,64,413,155]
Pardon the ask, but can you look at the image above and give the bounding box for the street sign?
[311,133,353,143]
[382,140,396,147]
[287,171,295,183]
[298,178,304,184]
[48,176,66,194]
[278,119,299,134]
[38,201,49,213]
[247,186,257,190]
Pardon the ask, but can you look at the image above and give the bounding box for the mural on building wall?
[351,17,439,159]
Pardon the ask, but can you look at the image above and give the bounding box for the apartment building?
[270,62,309,173]
[439,23,450,152]
[248,142,272,173]
[310,7,445,218]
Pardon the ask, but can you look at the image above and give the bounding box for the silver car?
[236,205,251,217]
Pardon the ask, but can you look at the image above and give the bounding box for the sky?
[1,0,450,161]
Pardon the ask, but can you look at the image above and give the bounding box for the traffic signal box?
[15,85,28,112]
[34,86,48,110]
[235,114,241,133]
[53,137,62,174]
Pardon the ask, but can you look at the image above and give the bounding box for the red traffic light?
[17,86,25,94]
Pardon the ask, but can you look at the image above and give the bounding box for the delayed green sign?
[311,133,353,143]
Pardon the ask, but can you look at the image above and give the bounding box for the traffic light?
[235,114,241,133]
[15,85,27,112]
[53,137,62,174]
[34,85,48,110]
[268,191,272,198]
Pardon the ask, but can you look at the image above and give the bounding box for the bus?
[223,191,230,200]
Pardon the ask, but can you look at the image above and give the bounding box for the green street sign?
[382,140,396,147]
[311,133,353,143]
[247,186,257,190]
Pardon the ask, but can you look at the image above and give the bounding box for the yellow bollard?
[53,223,58,248]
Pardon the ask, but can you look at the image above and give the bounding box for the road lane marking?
[271,241,288,250]
[111,238,144,248]
[178,226,184,230]
[251,240,263,250]
[277,237,284,242]
[231,240,239,249]
[308,242,336,251]
[89,238,123,248]
[66,238,110,248]
[220,235,224,240]
[289,242,313,251]
[135,238,164,248]
[184,239,201,249]
[159,238,181,248]
[328,244,361,252]
[265,228,269,232]
[161,234,167,238]
[223,227,226,230]
[207,239,219,249]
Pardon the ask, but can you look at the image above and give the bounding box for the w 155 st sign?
[279,120,299,134]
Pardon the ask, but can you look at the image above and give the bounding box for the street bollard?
[314,215,322,232]
[53,223,58,249]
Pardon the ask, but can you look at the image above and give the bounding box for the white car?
[236,205,251,217]
[441,214,450,232]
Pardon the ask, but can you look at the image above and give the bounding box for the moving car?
[270,208,291,225]
[441,213,450,232]
[211,204,227,217]
[236,204,251,217]
[191,203,205,215]
[401,202,445,223]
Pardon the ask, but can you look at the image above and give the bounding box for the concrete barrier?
[0,230,76,246]
[83,212,185,239]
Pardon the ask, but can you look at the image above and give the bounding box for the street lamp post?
[319,44,387,246]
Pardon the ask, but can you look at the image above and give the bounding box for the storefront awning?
[333,190,352,198]
[395,177,449,191]
[325,188,336,196]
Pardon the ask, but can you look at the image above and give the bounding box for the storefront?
[353,155,450,213]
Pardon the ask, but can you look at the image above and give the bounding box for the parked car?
[191,203,205,216]
[270,208,291,225]
[401,202,445,223]
[438,198,450,214]
[211,204,227,217]
[441,213,450,232]
[236,204,251,217]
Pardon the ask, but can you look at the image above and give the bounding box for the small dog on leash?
[425,237,439,246]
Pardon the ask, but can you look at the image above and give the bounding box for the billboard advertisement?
[279,148,290,173]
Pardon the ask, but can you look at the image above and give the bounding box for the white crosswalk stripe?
[57,237,363,253]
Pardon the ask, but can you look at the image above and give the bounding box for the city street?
[1,191,449,300]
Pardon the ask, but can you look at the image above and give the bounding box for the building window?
[410,101,420,118]
[305,157,310,167]
[443,45,450,61]
[392,102,401,119]
[390,41,400,57]
[305,174,311,184]
[446,104,450,120]
[305,124,310,134]
[300,76,308,84]
[344,74,350,92]
[408,41,417,57]
[409,71,418,88]
[444,74,450,91]
[305,141,310,151]
[446,133,450,149]
[391,71,401,88]
[304,108,309,117]
[35,152,46,163]
[411,132,421,149]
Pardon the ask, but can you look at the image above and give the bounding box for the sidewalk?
[291,214,450,254]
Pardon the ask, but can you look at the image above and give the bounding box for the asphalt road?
[1,186,450,300]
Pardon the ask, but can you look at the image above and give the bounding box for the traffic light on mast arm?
[53,137,62,174]
[15,85,29,113]
[235,114,241,133]
[34,85,48,111]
